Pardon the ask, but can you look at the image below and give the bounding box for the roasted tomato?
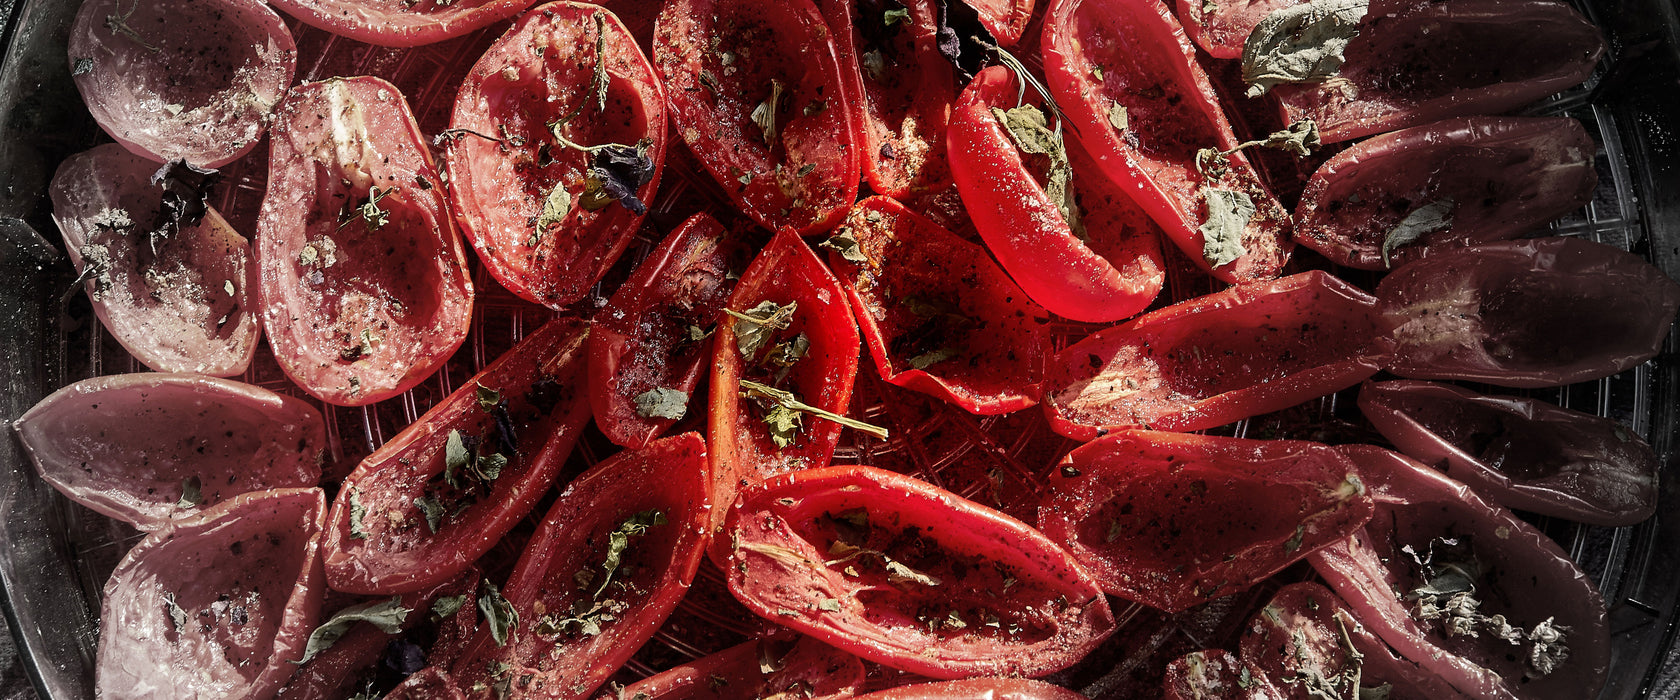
[50,144,260,376]
[96,488,326,700]
[1358,379,1658,526]
[856,678,1087,699]
[827,196,1051,415]
[68,0,296,168]
[707,228,862,531]
[383,668,465,700]
[720,465,1115,678]
[1310,446,1610,700]
[1267,0,1604,144]
[321,318,594,595]
[615,636,866,700]
[14,373,325,531]
[654,0,863,234]
[1163,649,1279,700]
[258,76,474,407]
[1038,432,1373,612]
[1172,0,1298,59]
[1294,117,1598,270]
[946,66,1168,322]
[589,212,746,448]
[957,0,1036,47]
[266,0,539,47]
[821,0,957,198]
[276,571,473,700]
[1044,271,1391,437]
[1043,0,1293,283]
[1375,237,1680,388]
[445,2,668,310]
[452,433,710,700]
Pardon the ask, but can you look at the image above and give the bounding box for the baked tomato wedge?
[445,2,668,310]
[957,0,1036,47]
[1266,0,1604,144]
[1038,432,1373,612]
[1295,117,1598,270]
[321,318,594,595]
[1163,649,1279,700]
[720,465,1115,679]
[1310,446,1610,700]
[616,636,866,700]
[452,433,710,700]
[827,195,1051,415]
[275,571,472,700]
[14,373,325,531]
[946,66,1168,323]
[96,488,326,700]
[1375,237,1680,388]
[267,0,538,47]
[1172,0,1298,60]
[1044,271,1391,437]
[654,0,863,234]
[1043,0,1293,283]
[258,76,474,407]
[68,0,296,168]
[50,144,260,376]
[1358,379,1658,526]
[383,668,465,700]
[589,212,747,448]
[857,679,1086,699]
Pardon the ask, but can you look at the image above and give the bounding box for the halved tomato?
[857,678,1087,700]
[383,668,465,700]
[615,636,866,700]
[267,0,539,47]
[958,0,1036,47]
[1163,649,1279,700]
[1172,0,1300,59]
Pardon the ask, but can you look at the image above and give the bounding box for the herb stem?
[740,379,889,440]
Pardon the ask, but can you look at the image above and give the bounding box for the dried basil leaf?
[991,104,1083,238]
[1108,103,1129,131]
[431,594,468,620]
[591,13,609,113]
[751,79,785,147]
[1199,188,1256,269]
[934,0,995,82]
[163,592,189,631]
[820,229,867,263]
[1227,118,1321,157]
[475,384,503,412]
[728,299,798,361]
[148,159,218,248]
[584,140,655,215]
[175,475,202,509]
[595,510,668,596]
[883,7,910,25]
[444,430,471,488]
[740,380,889,441]
[297,597,410,665]
[533,182,571,239]
[414,494,444,533]
[348,486,369,540]
[1381,198,1454,267]
[633,387,689,420]
[763,403,804,449]
[477,581,518,647]
[1241,0,1368,97]
[907,347,959,370]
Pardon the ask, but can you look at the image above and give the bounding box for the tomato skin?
[721,465,1116,679]
[1044,271,1391,437]
[1171,0,1298,59]
[653,0,863,235]
[1294,117,1598,270]
[1375,237,1680,388]
[445,3,669,310]
[1272,0,1604,144]
[1162,649,1280,700]
[960,0,1037,47]
[321,318,594,595]
[1357,380,1658,526]
[1042,0,1293,283]
[266,0,538,47]
[946,66,1168,323]
[1309,446,1610,700]
[453,433,711,700]
[1039,432,1373,612]
[827,196,1051,415]
[276,570,470,700]
[616,636,866,700]
[258,76,474,407]
[589,212,745,449]
[384,668,466,700]
[856,678,1087,700]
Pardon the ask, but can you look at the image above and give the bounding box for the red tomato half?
[258,76,474,407]
[1039,432,1373,612]
[453,433,710,700]
[1294,117,1598,270]
[960,0,1036,47]
[616,636,866,700]
[321,318,594,595]
[654,0,863,234]
[1043,0,1293,283]
[1271,0,1604,144]
[1162,649,1279,700]
[1310,446,1610,700]
[1171,0,1299,59]
[946,66,1168,323]
[267,0,539,47]
[1375,237,1680,388]
[1044,271,1391,437]
[827,195,1051,415]
[276,571,472,700]
[720,465,1116,678]
[445,3,669,310]
[856,678,1086,700]
[384,668,465,700]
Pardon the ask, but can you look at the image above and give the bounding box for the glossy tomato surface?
[1171,0,1299,59]
[617,636,866,700]
[1162,649,1279,700]
[267,0,539,47]
[258,76,474,406]
[855,678,1087,700]
[445,2,668,310]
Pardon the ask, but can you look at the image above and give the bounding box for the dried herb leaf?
[741,380,889,441]
[991,104,1084,238]
[348,487,369,540]
[1241,0,1369,97]
[763,403,804,449]
[414,494,444,533]
[751,79,786,147]
[591,13,609,113]
[861,50,888,81]
[934,0,995,82]
[431,594,467,620]
[475,384,503,412]
[148,159,218,250]
[583,141,655,215]
[533,182,571,239]
[1108,103,1129,131]
[175,475,202,509]
[1381,198,1454,267]
[444,430,471,488]
[477,581,518,647]
[163,591,188,631]
[633,387,689,420]
[297,597,410,664]
[820,229,867,263]
[73,57,94,75]
[595,510,668,597]
[1227,118,1321,157]
[883,7,910,25]
[726,299,798,361]
[908,347,959,370]
[1199,188,1255,269]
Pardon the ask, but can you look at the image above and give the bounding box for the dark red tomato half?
[654,0,863,235]
[1038,432,1373,612]
[827,195,1051,415]
[821,0,956,198]
[1310,446,1610,700]
[856,678,1087,700]
[614,636,866,700]
[720,465,1115,679]
[452,433,710,700]
[1358,380,1658,526]
[446,2,668,310]
[1272,0,1604,144]
[1375,237,1680,388]
[384,668,465,700]
[267,0,538,47]
[1171,0,1299,59]
[1043,271,1391,437]
[707,228,861,533]
[1043,0,1293,283]
[321,318,594,595]
[946,66,1168,323]
[258,76,474,407]
[1295,116,1598,270]
[1163,649,1280,700]
[589,212,747,449]
[276,571,472,700]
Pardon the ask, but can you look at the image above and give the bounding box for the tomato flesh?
[268,0,539,47]
[618,636,866,700]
